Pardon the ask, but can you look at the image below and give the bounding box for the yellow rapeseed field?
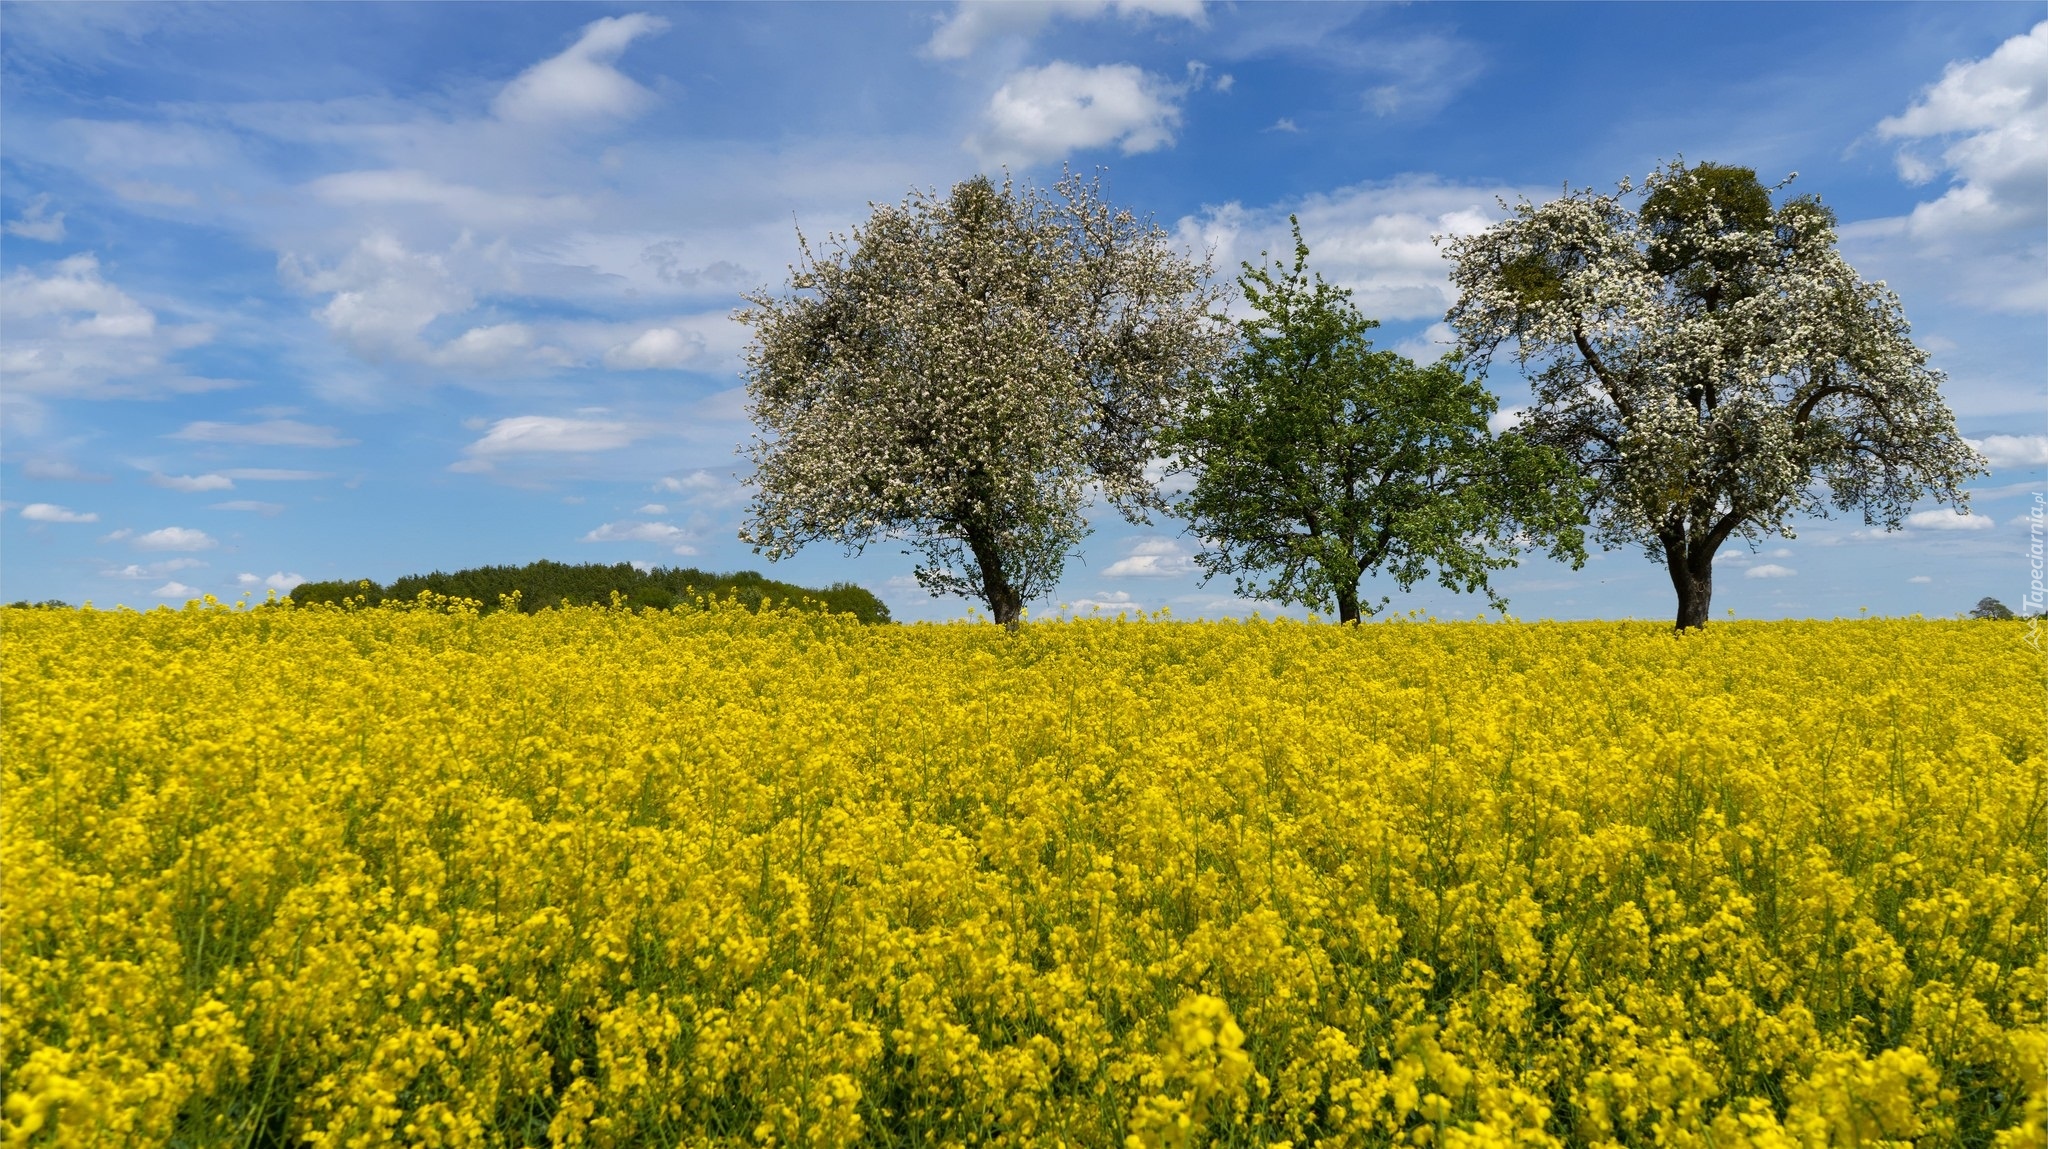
[2,599,2042,1149]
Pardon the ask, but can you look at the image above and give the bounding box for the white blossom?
[737,172,1228,624]
[1443,162,1983,626]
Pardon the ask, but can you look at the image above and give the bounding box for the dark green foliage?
[1164,219,1589,623]
[288,560,891,623]
[3,600,71,609]
[1970,597,2017,620]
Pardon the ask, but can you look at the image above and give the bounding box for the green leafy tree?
[737,172,1228,628]
[289,560,891,623]
[1971,596,2016,620]
[1445,161,1982,629]
[1165,221,1589,624]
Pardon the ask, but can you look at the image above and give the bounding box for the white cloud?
[149,472,234,492]
[1267,117,1300,134]
[462,416,637,459]
[581,519,698,555]
[493,13,669,125]
[1066,589,1142,614]
[235,571,304,591]
[654,468,746,507]
[429,323,560,370]
[1966,433,2048,470]
[1103,536,1198,578]
[1908,575,1933,584]
[925,1,1205,60]
[0,253,216,397]
[969,61,1184,166]
[20,502,98,523]
[1876,21,2046,230]
[1487,404,1528,436]
[603,326,704,370]
[1745,564,1797,579]
[169,420,355,447]
[638,503,669,514]
[152,581,200,598]
[1848,22,2048,312]
[282,233,474,362]
[5,193,66,242]
[1393,320,1456,365]
[103,558,205,580]
[209,500,285,515]
[133,526,217,551]
[1177,176,1528,321]
[1906,508,1995,531]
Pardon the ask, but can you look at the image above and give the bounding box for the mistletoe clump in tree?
[738,172,1227,627]
[1167,220,1589,624]
[1444,161,1983,629]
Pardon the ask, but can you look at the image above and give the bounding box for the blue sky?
[2,1,2042,621]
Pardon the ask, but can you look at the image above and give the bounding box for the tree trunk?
[1335,584,1361,625]
[964,521,1025,630]
[1662,529,1715,631]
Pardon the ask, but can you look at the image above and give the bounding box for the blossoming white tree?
[1444,161,1982,629]
[738,173,1227,626]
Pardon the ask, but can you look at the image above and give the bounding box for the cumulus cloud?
[1176,176,1527,321]
[5,193,66,242]
[133,526,217,551]
[1906,508,1995,531]
[1966,433,2048,470]
[170,420,355,448]
[925,0,1205,59]
[1744,564,1797,579]
[236,571,305,591]
[149,472,234,492]
[603,326,704,370]
[969,62,1185,166]
[493,13,669,124]
[282,233,475,362]
[282,233,577,371]
[0,253,216,396]
[1848,22,2048,312]
[153,581,201,598]
[1103,536,1199,578]
[20,502,98,523]
[581,519,698,554]
[1876,21,2046,233]
[1487,404,1528,436]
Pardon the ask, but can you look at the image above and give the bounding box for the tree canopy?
[737,172,1227,627]
[1166,221,1588,623]
[1444,161,1982,629]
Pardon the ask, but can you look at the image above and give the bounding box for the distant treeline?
[287,560,891,623]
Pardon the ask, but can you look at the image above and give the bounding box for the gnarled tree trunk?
[964,522,1025,630]
[1661,526,1716,631]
